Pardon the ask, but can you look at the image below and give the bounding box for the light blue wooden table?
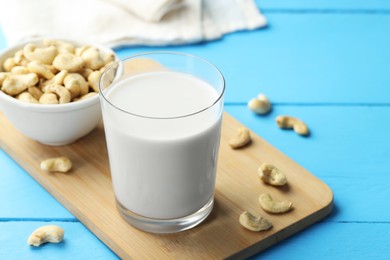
[1,0,390,259]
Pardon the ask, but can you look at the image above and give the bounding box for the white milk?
[102,71,223,219]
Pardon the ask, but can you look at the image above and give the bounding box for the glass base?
[116,197,214,233]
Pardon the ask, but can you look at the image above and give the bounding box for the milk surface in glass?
[103,71,222,219]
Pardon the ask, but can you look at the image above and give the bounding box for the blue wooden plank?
[253,221,390,259]
[257,0,390,10]
[0,149,75,219]
[0,221,118,259]
[114,13,390,104]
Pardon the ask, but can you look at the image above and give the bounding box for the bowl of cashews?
[0,39,118,145]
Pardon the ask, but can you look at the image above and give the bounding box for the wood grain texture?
[0,112,333,259]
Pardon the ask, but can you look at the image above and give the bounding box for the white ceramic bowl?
[0,39,117,146]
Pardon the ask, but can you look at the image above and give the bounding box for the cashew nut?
[258,193,293,213]
[52,53,84,72]
[239,211,272,232]
[23,43,58,64]
[81,47,105,70]
[228,127,251,149]
[11,66,30,75]
[75,45,90,56]
[16,92,39,104]
[27,61,55,80]
[64,73,89,98]
[40,156,72,172]
[88,70,102,92]
[39,93,59,104]
[44,85,71,103]
[3,57,16,72]
[73,92,97,101]
[0,72,10,86]
[258,163,287,186]
[40,70,68,92]
[43,39,75,54]
[248,94,271,115]
[27,86,43,100]
[1,73,39,95]
[27,225,64,247]
[276,115,309,136]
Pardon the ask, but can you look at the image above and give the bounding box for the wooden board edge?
[226,191,334,259]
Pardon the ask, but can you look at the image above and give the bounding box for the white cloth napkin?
[0,0,266,48]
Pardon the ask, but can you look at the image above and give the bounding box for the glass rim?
[98,51,225,120]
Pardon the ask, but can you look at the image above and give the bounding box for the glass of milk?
[99,52,225,233]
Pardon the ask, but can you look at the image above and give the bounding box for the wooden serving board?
[0,112,333,259]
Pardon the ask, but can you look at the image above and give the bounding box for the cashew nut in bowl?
[2,57,16,72]
[40,157,72,172]
[239,211,272,231]
[73,92,98,101]
[44,85,71,104]
[27,225,64,247]
[64,73,89,98]
[1,73,39,95]
[27,61,55,80]
[11,66,30,75]
[43,39,75,54]
[0,72,10,85]
[229,127,251,149]
[81,47,105,70]
[27,86,43,100]
[258,193,293,213]
[23,43,58,64]
[39,93,59,104]
[16,92,39,104]
[52,53,84,72]
[276,115,309,136]
[258,163,287,186]
[88,70,102,92]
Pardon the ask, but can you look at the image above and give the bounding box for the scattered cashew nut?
[40,157,72,173]
[276,115,309,136]
[27,225,64,247]
[239,211,272,231]
[259,193,293,213]
[248,94,271,115]
[258,163,287,186]
[229,127,251,149]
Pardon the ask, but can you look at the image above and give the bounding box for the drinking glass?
[99,52,225,233]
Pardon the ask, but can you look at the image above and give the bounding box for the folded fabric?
[107,0,184,22]
[0,0,266,48]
